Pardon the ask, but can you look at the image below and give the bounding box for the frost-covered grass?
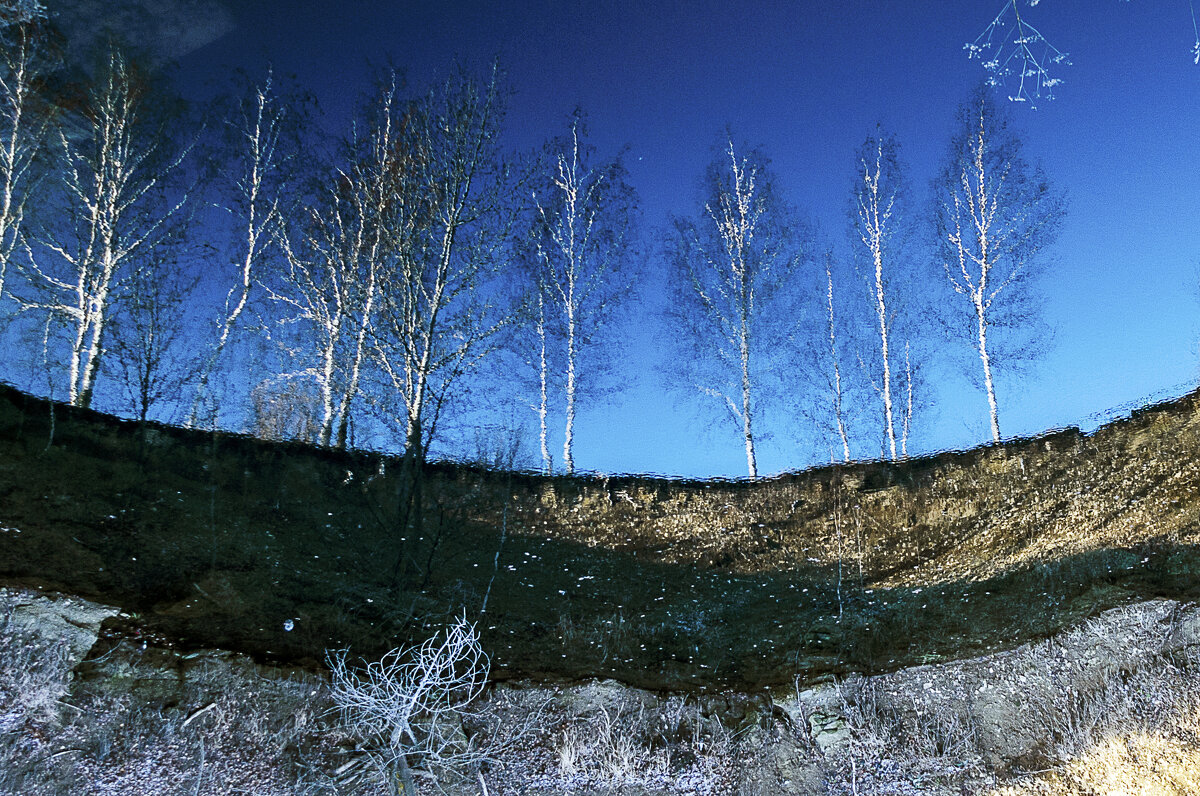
[0,625,387,796]
[811,602,1200,796]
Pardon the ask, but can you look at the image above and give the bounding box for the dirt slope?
[1,383,1199,690]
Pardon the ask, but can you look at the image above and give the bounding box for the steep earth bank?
[2,384,1199,691]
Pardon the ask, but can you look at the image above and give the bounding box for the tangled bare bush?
[328,613,502,795]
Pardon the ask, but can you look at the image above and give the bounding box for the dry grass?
[993,730,1200,795]
[0,627,388,796]
[991,646,1200,796]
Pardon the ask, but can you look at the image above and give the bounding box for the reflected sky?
[156,1,1200,476]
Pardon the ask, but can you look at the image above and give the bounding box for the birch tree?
[527,279,554,472]
[190,71,292,427]
[18,45,190,408]
[665,139,800,478]
[0,18,51,307]
[270,75,410,449]
[851,131,907,460]
[821,251,851,463]
[530,112,637,474]
[934,86,1064,443]
[370,65,520,462]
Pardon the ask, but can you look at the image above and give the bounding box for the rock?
[554,677,661,717]
[1,587,117,664]
[736,725,826,795]
[777,678,859,754]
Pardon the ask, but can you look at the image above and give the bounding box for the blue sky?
[167,0,1200,478]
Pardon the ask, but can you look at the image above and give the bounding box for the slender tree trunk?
[975,301,1000,442]
[78,313,105,408]
[902,340,913,457]
[873,250,896,460]
[825,257,850,462]
[67,312,87,405]
[189,220,257,427]
[536,290,550,472]
[335,262,377,450]
[0,25,39,301]
[739,314,756,478]
[563,302,577,474]
[317,316,340,446]
[189,77,278,428]
[77,265,116,409]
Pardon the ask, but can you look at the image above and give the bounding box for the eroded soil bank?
[2,384,1200,691]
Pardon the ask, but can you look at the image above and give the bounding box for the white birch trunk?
[563,300,576,474]
[76,261,115,407]
[536,289,550,472]
[977,304,1000,442]
[190,77,282,427]
[0,24,40,298]
[334,262,375,449]
[874,256,896,459]
[902,340,914,457]
[825,257,850,463]
[856,140,898,460]
[739,318,757,477]
[316,312,341,447]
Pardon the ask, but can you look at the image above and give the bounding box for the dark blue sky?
[172,0,1200,477]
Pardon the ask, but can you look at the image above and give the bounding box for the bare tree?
[527,281,554,472]
[18,45,189,408]
[270,74,410,449]
[530,112,637,474]
[0,18,51,307]
[665,139,800,477]
[934,85,1065,443]
[104,251,198,422]
[822,251,851,463]
[851,131,907,460]
[190,70,292,428]
[370,65,520,462]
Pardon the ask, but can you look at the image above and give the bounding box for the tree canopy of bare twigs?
[664,138,804,478]
[933,85,1065,443]
[103,251,198,422]
[15,44,192,409]
[527,110,637,474]
[368,64,522,462]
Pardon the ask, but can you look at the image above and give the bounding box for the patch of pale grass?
[991,730,1200,796]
